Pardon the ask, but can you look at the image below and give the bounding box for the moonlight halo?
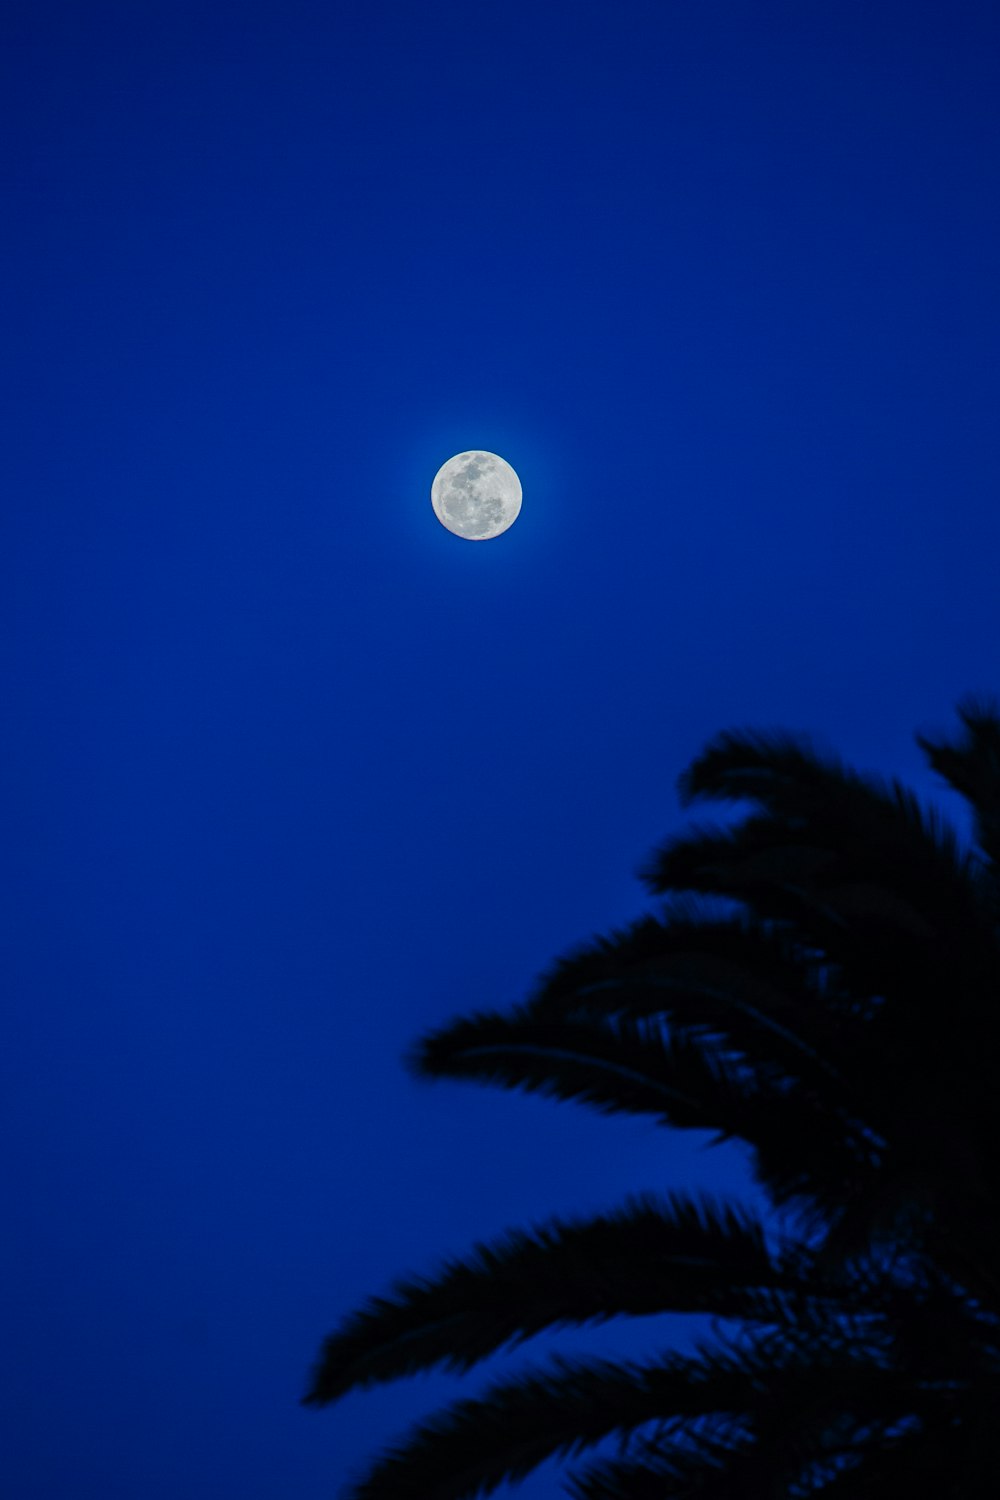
[431,451,522,540]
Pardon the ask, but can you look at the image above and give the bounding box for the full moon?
[430,451,522,540]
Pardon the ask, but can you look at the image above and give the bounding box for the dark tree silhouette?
[303,700,1000,1498]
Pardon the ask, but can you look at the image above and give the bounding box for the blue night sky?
[3,3,1000,1496]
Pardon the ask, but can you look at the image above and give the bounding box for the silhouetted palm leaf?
[305,703,1000,1497]
[917,695,1000,886]
[303,1194,851,1404]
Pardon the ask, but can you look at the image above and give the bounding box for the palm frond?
[338,1351,740,1500]
[409,1005,749,1128]
[651,727,990,990]
[523,904,867,1133]
[673,728,948,864]
[303,1194,851,1407]
[338,1337,949,1500]
[308,702,1000,1499]
[917,695,1000,878]
[412,1001,899,1263]
[566,1423,760,1499]
[639,785,1000,1150]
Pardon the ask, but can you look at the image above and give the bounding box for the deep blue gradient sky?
[3,3,1000,1496]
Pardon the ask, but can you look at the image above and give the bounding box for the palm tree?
[303,700,1000,1498]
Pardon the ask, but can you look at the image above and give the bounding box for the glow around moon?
[430,451,522,540]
